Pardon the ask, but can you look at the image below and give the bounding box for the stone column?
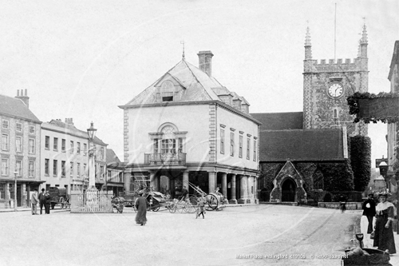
[208,172,216,193]
[150,172,156,190]
[183,171,189,190]
[222,173,227,199]
[4,183,10,209]
[230,174,237,204]
[238,175,247,204]
[21,183,27,207]
[254,177,259,204]
[124,172,131,193]
[246,176,251,204]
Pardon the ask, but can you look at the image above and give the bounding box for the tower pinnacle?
[360,23,368,45]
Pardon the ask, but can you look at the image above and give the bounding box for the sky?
[0,0,398,166]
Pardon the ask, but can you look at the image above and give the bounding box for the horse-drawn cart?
[188,182,226,211]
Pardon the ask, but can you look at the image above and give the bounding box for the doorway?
[281,178,296,202]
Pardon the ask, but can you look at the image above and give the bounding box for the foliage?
[318,160,354,191]
[347,92,399,123]
[350,136,371,192]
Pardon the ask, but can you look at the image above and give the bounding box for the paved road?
[0,205,358,266]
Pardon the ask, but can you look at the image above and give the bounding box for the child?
[196,195,206,219]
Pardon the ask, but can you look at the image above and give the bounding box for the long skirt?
[373,216,396,254]
[135,197,147,225]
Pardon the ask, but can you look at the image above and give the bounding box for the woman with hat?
[135,190,147,226]
[373,192,396,254]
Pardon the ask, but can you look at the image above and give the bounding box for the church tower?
[303,25,369,136]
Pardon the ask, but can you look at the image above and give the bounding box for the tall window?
[160,80,175,102]
[230,132,235,157]
[2,120,9,129]
[28,139,35,154]
[70,141,74,154]
[29,125,35,134]
[1,134,9,151]
[100,166,104,178]
[61,161,66,177]
[16,123,22,132]
[77,142,81,154]
[53,160,58,176]
[1,159,8,175]
[253,139,257,162]
[83,163,86,175]
[178,138,183,153]
[45,136,50,149]
[246,137,250,160]
[16,160,22,176]
[45,159,49,175]
[83,143,87,155]
[53,137,58,151]
[220,129,225,154]
[70,162,74,177]
[153,139,159,154]
[77,163,80,176]
[239,135,243,158]
[161,139,176,154]
[28,161,35,177]
[15,136,22,153]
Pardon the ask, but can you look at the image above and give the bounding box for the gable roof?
[106,149,121,164]
[251,112,303,131]
[259,128,346,162]
[0,94,41,123]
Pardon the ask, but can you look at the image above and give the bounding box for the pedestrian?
[196,195,206,219]
[362,193,376,234]
[373,192,396,254]
[44,190,51,214]
[38,188,46,214]
[135,190,147,226]
[339,194,347,213]
[30,189,39,215]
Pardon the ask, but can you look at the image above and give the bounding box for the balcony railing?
[144,152,186,166]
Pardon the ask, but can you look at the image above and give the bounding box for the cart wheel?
[169,204,177,213]
[185,204,197,214]
[207,194,218,210]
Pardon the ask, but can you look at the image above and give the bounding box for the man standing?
[30,189,39,215]
[362,193,376,234]
[44,190,51,214]
[38,188,46,215]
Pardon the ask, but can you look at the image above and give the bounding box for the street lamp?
[14,170,18,211]
[87,122,97,189]
[378,161,389,192]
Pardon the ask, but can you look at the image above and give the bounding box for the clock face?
[328,84,344,98]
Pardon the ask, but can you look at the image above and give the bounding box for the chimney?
[15,89,30,108]
[198,51,214,76]
[65,118,74,126]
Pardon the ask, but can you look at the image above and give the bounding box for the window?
[100,166,104,179]
[45,136,50,149]
[2,120,9,129]
[54,137,58,151]
[45,159,49,175]
[161,80,175,102]
[70,162,74,177]
[220,129,225,154]
[53,160,58,176]
[153,139,159,154]
[28,139,35,154]
[15,136,22,153]
[61,161,66,177]
[161,139,176,154]
[230,132,234,157]
[70,141,74,154]
[62,139,66,152]
[16,123,22,132]
[29,125,35,134]
[178,138,183,153]
[239,135,243,158]
[246,137,250,160]
[77,142,80,154]
[83,143,87,155]
[16,160,22,176]
[2,134,9,151]
[83,163,86,175]
[77,163,80,176]
[1,159,9,175]
[29,161,35,178]
[253,139,257,162]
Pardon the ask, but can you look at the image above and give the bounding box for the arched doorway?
[281,178,296,202]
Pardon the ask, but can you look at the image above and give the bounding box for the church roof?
[259,128,346,162]
[251,112,303,131]
[0,94,41,123]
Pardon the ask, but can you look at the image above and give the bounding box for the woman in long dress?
[135,191,147,226]
[373,192,396,254]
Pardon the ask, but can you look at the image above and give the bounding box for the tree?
[350,135,371,191]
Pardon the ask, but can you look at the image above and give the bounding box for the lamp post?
[14,170,18,211]
[87,122,97,189]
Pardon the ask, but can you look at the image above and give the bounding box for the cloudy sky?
[0,0,398,166]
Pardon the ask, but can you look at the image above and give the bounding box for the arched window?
[150,123,186,155]
[161,80,175,102]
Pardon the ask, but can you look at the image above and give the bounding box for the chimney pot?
[198,51,214,76]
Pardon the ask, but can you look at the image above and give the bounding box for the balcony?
[144,152,186,166]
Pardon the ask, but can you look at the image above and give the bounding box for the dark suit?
[44,193,51,214]
[39,192,46,214]
[362,198,376,234]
